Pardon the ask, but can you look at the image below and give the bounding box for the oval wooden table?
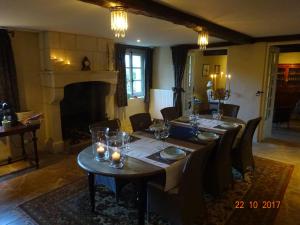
[77,145,163,225]
[77,133,206,225]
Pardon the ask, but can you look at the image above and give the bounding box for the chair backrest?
[129,113,152,132]
[205,126,241,195]
[233,117,261,172]
[89,119,121,132]
[221,104,240,118]
[179,142,216,199]
[160,107,180,121]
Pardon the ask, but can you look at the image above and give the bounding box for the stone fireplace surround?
[39,31,118,152]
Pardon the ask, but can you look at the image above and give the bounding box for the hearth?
[60,81,110,141]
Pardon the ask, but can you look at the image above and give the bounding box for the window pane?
[133,81,142,93]
[127,81,132,95]
[132,55,141,67]
[132,68,141,80]
[126,68,131,81]
[125,54,130,67]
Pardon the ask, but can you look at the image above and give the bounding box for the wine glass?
[154,122,170,150]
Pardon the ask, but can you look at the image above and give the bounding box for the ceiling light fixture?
[110,6,128,38]
[198,29,209,50]
[137,39,141,43]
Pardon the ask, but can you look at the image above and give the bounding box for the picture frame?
[202,64,210,77]
[214,65,221,74]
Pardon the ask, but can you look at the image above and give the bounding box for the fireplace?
[60,81,110,141]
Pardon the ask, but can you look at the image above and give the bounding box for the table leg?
[20,133,26,159]
[137,179,147,225]
[32,130,39,168]
[88,172,95,212]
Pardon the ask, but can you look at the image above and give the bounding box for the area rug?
[19,157,293,225]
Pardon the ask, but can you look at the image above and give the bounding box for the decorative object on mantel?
[51,55,71,65]
[209,73,232,117]
[81,56,91,71]
[110,6,128,38]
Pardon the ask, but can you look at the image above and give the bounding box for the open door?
[182,54,194,116]
[262,46,280,139]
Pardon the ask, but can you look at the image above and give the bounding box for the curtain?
[0,29,20,112]
[115,43,128,107]
[171,45,190,116]
[144,48,153,104]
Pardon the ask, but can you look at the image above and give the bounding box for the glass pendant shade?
[198,30,209,50]
[110,7,128,38]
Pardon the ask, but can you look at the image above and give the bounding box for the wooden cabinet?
[273,64,300,124]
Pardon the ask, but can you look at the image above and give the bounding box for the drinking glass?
[154,122,170,150]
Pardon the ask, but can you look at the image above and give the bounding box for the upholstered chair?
[221,104,240,118]
[129,113,152,132]
[160,107,180,121]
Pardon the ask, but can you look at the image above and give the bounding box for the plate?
[160,146,186,160]
[220,122,238,129]
[197,132,219,141]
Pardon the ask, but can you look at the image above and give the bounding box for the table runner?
[125,132,195,191]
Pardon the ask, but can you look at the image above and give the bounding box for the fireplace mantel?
[41,70,118,88]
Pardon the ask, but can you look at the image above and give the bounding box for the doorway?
[264,44,300,144]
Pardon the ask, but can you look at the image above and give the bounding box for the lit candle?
[96,143,105,156]
[112,151,121,164]
[228,74,231,90]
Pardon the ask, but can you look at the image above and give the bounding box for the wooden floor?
[0,138,299,225]
[0,151,85,225]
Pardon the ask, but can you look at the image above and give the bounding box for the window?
[125,49,145,98]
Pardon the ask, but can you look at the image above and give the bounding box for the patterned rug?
[19,157,293,225]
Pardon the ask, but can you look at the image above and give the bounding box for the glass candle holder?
[106,132,124,169]
[89,125,109,161]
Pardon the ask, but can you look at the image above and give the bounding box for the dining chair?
[160,107,180,121]
[220,104,240,118]
[204,126,241,196]
[89,119,128,202]
[129,113,152,132]
[232,117,261,176]
[147,142,216,225]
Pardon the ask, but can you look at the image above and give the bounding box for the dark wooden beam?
[254,34,300,43]
[277,44,300,53]
[80,0,254,44]
[203,49,227,56]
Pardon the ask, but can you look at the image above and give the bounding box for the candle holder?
[106,131,124,169]
[89,125,109,161]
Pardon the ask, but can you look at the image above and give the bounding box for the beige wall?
[192,51,227,102]
[279,52,300,64]
[11,31,46,147]
[152,47,174,90]
[227,43,268,131]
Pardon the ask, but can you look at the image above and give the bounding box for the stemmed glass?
[154,121,170,150]
[189,114,200,136]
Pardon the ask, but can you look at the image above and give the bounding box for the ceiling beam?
[80,0,254,44]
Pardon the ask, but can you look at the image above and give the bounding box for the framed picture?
[214,65,221,74]
[202,64,210,77]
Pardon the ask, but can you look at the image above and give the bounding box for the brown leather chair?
[129,113,152,132]
[204,126,241,196]
[147,142,216,225]
[160,107,180,121]
[232,117,261,175]
[221,104,240,118]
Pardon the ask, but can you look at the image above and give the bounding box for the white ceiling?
[0,0,299,47]
[159,0,300,37]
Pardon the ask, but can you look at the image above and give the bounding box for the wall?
[279,52,300,64]
[11,31,46,147]
[152,47,174,90]
[227,43,268,132]
[192,51,227,102]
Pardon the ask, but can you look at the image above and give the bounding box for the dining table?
[77,131,207,225]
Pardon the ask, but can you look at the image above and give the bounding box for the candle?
[112,151,121,164]
[228,74,231,90]
[96,143,105,156]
